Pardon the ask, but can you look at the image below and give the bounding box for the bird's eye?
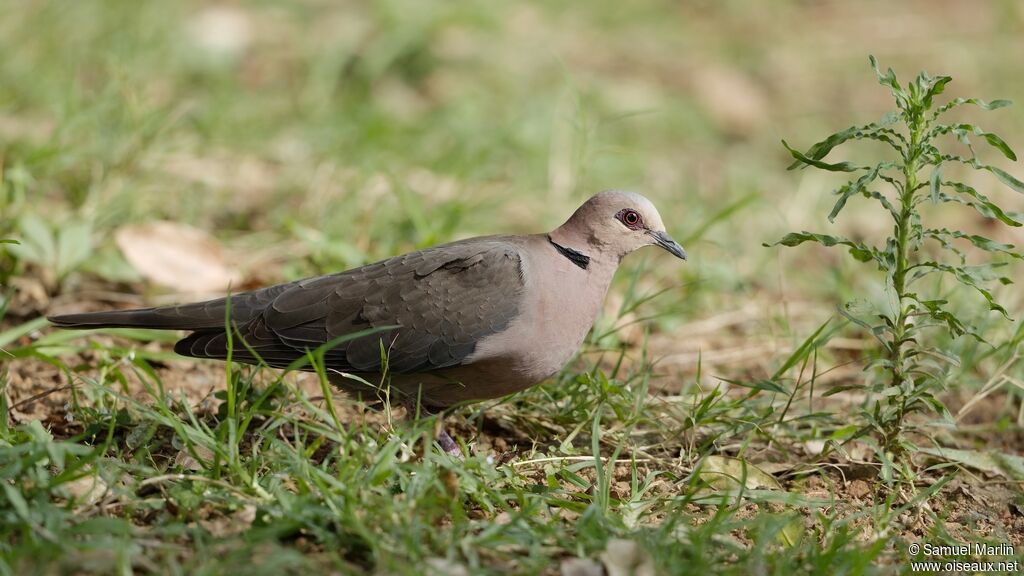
[616,208,644,229]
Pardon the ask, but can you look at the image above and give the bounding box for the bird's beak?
[648,230,687,260]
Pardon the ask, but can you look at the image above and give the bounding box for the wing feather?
[178,238,525,374]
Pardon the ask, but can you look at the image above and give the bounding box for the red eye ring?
[616,208,644,229]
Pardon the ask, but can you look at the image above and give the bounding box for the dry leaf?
[423,558,469,576]
[699,455,782,490]
[918,447,1024,480]
[778,514,804,548]
[599,539,655,576]
[59,472,108,506]
[802,439,827,455]
[561,557,604,576]
[174,443,217,471]
[198,504,257,537]
[115,222,241,293]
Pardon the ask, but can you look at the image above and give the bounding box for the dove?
[49,190,686,453]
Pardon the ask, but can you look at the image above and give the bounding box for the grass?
[2,1,1024,574]
[3,321,901,574]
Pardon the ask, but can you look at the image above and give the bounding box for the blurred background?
[6,4,1024,572]
[2,0,1023,388]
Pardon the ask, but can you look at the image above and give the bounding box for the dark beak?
[648,230,687,260]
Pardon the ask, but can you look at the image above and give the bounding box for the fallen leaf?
[198,504,257,537]
[493,511,513,525]
[778,514,804,548]
[599,539,655,576]
[174,443,217,471]
[59,471,108,506]
[115,222,241,293]
[753,461,795,475]
[802,439,827,455]
[423,558,469,576]
[699,455,783,490]
[918,447,1024,480]
[561,557,604,576]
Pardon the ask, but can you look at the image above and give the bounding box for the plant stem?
[886,108,925,454]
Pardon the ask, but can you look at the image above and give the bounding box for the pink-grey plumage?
[48,191,686,413]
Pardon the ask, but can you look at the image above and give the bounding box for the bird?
[48,190,686,453]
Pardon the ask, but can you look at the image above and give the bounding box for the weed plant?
[773,56,1024,474]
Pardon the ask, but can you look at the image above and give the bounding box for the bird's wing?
[175,238,525,374]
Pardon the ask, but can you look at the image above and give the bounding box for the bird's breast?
[466,253,616,385]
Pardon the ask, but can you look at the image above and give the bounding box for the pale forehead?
[590,190,661,217]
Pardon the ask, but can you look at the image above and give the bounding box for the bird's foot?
[437,428,463,457]
[403,397,463,457]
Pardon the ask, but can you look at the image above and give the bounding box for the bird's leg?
[403,397,462,456]
[436,428,461,456]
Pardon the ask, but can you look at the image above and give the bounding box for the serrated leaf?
[864,190,899,219]
[907,296,967,339]
[869,55,905,105]
[986,165,1024,194]
[911,262,1010,318]
[782,140,862,172]
[770,232,878,264]
[943,123,1017,161]
[922,75,952,109]
[929,165,941,204]
[933,97,1013,122]
[785,125,863,170]
[838,303,891,350]
[940,181,1022,226]
[923,228,1022,260]
[943,97,1011,112]
[982,132,1017,161]
[828,165,882,222]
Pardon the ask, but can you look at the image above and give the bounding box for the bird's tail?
[47,283,297,331]
[47,303,231,330]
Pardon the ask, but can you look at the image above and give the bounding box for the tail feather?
[47,283,296,331]
[47,306,226,330]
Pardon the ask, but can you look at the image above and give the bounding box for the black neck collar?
[548,235,590,270]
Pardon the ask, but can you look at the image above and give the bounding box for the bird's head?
[552,190,687,262]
